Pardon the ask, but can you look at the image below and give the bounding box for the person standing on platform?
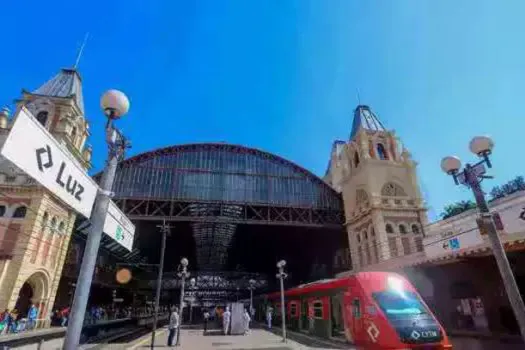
[203,310,210,334]
[27,303,38,331]
[266,307,273,329]
[222,306,231,335]
[167,306,180,347]
[243,308,251,335]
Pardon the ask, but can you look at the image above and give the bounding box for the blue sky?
[1,0,524,220]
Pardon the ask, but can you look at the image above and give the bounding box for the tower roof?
[32,68,84,114]
[349,105,386,140]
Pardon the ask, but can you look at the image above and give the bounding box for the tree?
[440,200,477,219]
[489,176,525,201]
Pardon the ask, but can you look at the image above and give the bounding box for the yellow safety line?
[127,328,168,349]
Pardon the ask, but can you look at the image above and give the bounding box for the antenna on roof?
[356,88,361,105]
[73,32,90,70]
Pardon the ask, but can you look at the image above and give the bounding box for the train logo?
[367,322,380,343]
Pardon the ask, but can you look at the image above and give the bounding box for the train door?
[301,299,309,331]
[352,298,364,341]
[330,293,344,338]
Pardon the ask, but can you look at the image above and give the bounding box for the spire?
[349,105,386,140]
[32,68,85,114]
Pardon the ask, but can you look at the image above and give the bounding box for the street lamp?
[276,260,288,343]
[248,279,256,317]
[441,136,525,341]
[64,90,130,350]
[189,277,196,324]
[176,258,190,346]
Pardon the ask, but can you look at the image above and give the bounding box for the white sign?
[0,108,98,217]
[103,200,135,251]
[424,229,484,259]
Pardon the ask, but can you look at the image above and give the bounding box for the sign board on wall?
[0,108,98,217]
[103,200,135,251]
[424,228,484,259]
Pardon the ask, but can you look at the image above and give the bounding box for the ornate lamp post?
[276,260,287,343]
[64,90,130,350]
[248,279,256,317]
[441,136,525,341]
[189,277,196,324]
[176,258,190,346]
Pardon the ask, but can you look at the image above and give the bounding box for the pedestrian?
[27,303,38,330]
[222,306,231,335]
[203,310,210,334]
[242,308,251,335]
[266,307,273,329]
[167,306,179,347]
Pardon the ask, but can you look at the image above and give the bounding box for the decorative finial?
[74,32,90,69]
[356,88,361,105]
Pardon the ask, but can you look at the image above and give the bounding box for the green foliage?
[440,176,525,220]
[440,200,477,219]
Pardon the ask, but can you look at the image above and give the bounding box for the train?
[252,271,452,349]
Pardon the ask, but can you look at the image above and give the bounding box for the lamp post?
[189,277,196,324]
[441,135,525,341]
[276,260,287,343]
[248,279,256,317]
[64,90,130,350]
[176,258,189,346]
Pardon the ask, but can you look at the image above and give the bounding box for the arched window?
[50,217,57,234]
[0,205,6,217]
[399,224,407,234]
[381,183,407,197]
[71,127,78,142]
[354,152,360,168]
[377,143,388,160]
[356,233,361,243]
[58,222,65,234]
[13,206,27,218]
[36,111,48,127]
[412,224,420,234]
[363,230,368,240]
[42,212,49,229]
[385,224,394,234]
[371,228,375,237]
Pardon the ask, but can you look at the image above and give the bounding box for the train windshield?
[372,290,428,319]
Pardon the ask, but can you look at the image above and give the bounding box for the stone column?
[371,210,391,261]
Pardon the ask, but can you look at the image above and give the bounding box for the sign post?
[0,107,98,217]
[103,200,135,251]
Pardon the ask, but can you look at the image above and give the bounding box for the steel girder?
[113,198,344,229]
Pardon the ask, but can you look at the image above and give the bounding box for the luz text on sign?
[0,108,97,218]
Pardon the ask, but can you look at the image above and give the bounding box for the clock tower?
[0,68,92,324]
[325,105,428,272]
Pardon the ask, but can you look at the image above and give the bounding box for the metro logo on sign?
[103,200,135,251]
[0,108,98,217]
[35,144,85,201]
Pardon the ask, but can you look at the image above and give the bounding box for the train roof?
[263,271,400,300]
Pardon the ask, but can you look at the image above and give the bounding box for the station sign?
[424,229,484,259]
[103,200,135,251]
[0,107,98,218]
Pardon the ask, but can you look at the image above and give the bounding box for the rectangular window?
[352,299,361,318]
[313,301,324,319]
[290,303,298,317]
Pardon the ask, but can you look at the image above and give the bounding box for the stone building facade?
[0,68,92,324]
[325,105,427,273]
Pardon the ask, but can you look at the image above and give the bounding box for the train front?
[361,272,452,349]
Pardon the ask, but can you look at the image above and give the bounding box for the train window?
[352,299,361,318]
[372,290,427,320]
[313,301,324,319]
[290,303,298,317]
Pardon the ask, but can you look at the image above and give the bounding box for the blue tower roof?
[349,105,386,140]
[32,68,84,114]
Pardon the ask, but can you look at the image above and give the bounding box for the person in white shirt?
[167,306,179,347]
[243,308,251,335]
[203,310,210,334]
[266,307,273,329]
[222,306,231,335]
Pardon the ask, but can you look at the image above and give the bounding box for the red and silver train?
[254,271,452,349]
